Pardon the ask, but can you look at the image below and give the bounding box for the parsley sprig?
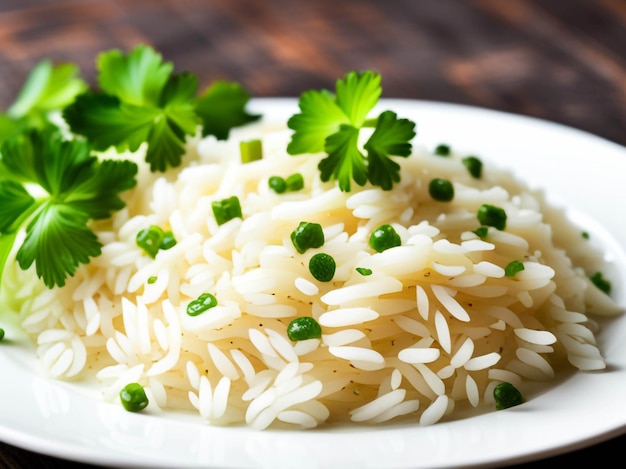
[0,129,137,288]
[0,47,418,293]
[0,44,261,292]
[0,60,87,144]
[287,71,416,191]
[64,45,260,172]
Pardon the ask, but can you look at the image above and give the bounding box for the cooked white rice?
[4,116,623,430]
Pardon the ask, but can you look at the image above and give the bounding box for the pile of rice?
[5,116,622,429]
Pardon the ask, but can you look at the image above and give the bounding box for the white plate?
[1,98,626,468]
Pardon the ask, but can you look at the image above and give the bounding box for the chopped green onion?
[477,204,507,230]
[212,196,242,225]
[434,143,451,156]
[462,156,483,178]
[161,231,177,250]
[309,253,336,282]
[119,383,149,412]
[356,267,373,276]
[240,139,263,163]
[590,272,611,294]
[505,260,525,277]
[136,225,164,258]
[428,178,454,202]
[290,221,324,254]
[269,176,287,193]
[473,227,489,239]
[147,276,158,284]
[493,382,523,410]
[287,317,322,341]
[136,225,176,258]
[285,173,304,191]
[582,231,590,240]
[369,224,401,253]
[0,328,5,341]
[187,293,218,316]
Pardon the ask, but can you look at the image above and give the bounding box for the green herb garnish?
[212,196,242,225]
[63,45,259,172]
[240,138,263,163]
[186,293,218,316]
[287,70,416,192]
[0,59,87,144]
[0,129,137,288]
[136,225,176,258]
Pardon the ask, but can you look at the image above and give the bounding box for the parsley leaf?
[320,124,367,187]
[287,70,416,191]
[364,110,415,190]
[0,59,87,144]
[63,45,259,172]
[0,129,137,288]
[195,80,261,140]
[286,89,349,155]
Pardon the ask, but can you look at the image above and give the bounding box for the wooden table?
[0,1,625,467]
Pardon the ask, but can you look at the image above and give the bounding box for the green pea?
[355,267,372,276]
[493,382,523,410]
[505,260,525,277]
[473,227,489,239]
[434,143,451,156]
[187,293,218,316]
[269,176,288,194]
[590,271,611,295]
[287,317,322,341]
[462,156,483,179]
[290,221,324,254]
[120,383,149,412]
[428,178,454,202]
[309,253,336,282]
[369,224,401,253]
[582,231,590,240]
[477,204,507,231]
[286,173,304,191]
[0,328,5,341]
[212,196,242,225]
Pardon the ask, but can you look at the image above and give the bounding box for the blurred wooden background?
[1,0,625,145]
[0,1,625,468]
